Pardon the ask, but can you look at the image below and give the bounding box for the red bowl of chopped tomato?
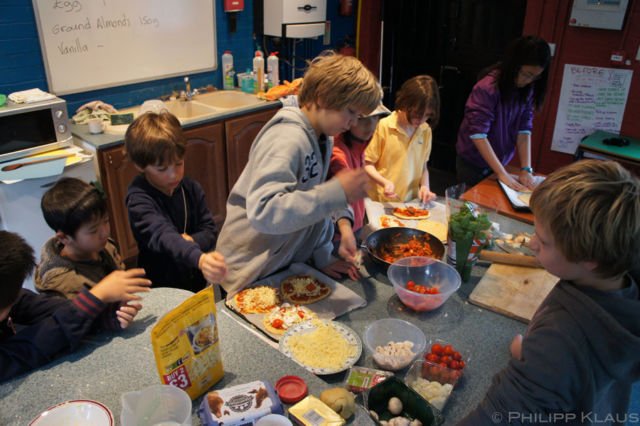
[388,256,461,312]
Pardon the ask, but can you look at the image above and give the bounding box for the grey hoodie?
[217,107,348,295]
[459,271,640,425]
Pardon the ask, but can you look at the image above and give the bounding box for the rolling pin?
[479,250,541,268]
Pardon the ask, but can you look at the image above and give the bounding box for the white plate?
[29,400,114,425]
[279,320,362,375]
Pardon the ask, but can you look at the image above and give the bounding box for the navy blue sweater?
[126,176,219,292]
[0,289,119,383]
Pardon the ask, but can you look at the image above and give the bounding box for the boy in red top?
[329,103,390,266]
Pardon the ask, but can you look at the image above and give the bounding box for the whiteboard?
[33,0,217,95]
[551,64,632,154]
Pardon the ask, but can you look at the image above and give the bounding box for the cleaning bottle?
[253,50,264,94]
[222,50,234,90]
[267,52,279,88]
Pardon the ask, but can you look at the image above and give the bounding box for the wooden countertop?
[461,174,534,224]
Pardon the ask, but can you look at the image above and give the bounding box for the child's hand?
[335,168,370,203]
[91,269,151,304]
[419,185,436,203]
[337,218,357,264]
[518,170,536,190]
[199,251,227,283]
[510,333,523,360]
[181,233,195,242]
[116,302,142,329]
[321,260,360,281]
[498,172,528,192]
[383,180,397,199]
[338,231,358,265]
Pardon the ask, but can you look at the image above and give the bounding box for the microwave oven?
[0,96,72,163]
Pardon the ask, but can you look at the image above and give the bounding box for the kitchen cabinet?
[182,122,227,226]
[224,108,278,191]
[97,106,279,264]
[97,144,140,263]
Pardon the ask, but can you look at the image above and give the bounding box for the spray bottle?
[222,50,234,90]
[267,52,279,88]
[253,50,264,94]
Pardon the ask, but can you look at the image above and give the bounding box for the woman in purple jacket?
[456,36,551,190]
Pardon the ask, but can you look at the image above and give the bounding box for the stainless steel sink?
[194,90,265,109]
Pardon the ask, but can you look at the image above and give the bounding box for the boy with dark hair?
[0,230,150,382]
[36,177,125,299]
[217,52,381,295]
[125,111,226,292]
[460,160,640,425]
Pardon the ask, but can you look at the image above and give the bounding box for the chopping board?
[469,264,559,323]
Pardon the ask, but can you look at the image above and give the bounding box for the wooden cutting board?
[469,264,559,323]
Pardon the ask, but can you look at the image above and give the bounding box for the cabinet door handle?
[298,4,317,11]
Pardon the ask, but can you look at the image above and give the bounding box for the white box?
[264,0,327,38]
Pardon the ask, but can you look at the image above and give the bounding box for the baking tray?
[225,263,367,342]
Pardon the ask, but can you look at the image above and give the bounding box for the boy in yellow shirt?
[365,75,440,203]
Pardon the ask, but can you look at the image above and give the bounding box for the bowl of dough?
[363,318,426,371]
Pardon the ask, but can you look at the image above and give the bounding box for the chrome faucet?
[182,76,198,101]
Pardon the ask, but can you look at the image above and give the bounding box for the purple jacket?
[456,72,534,168]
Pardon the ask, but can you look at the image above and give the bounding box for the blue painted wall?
[0,0,356,114]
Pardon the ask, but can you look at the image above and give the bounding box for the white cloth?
[8,88,56,104]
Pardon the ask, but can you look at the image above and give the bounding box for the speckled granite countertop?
[0,287,372,425]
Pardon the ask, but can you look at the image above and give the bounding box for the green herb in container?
[447,203,492,281]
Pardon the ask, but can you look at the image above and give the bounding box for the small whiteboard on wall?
[551,64,632,154]
[33,0,217,95]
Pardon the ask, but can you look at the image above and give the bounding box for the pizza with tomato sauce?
[392,206,430,220]
[280,275,331,305]
[233,285,281,314]
[263,303,317,335]
[380,214,405,228]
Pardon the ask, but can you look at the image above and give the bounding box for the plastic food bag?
[151,287,224,399]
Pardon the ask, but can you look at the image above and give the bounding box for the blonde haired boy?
[217,52,381,295]
[460,160,640,425]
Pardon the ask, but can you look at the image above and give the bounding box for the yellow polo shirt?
[364,111,432,202]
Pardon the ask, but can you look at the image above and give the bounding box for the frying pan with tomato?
[363,227,445,268]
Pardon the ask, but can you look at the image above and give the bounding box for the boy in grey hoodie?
[217,53,382,296]
[459,160,640,425]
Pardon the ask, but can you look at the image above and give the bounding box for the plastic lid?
[275,375,308,404]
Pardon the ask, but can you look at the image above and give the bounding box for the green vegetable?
[449,203,491,242]
[449,202,491,281]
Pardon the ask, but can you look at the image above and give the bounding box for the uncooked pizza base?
[380,214,405,228]
[416,219,448,242]
[233,286,281,314]
[518,192,532,205]
[392,207,430,220]
[263,304,317,335]
[280,275,331,305]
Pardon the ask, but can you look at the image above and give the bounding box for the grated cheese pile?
[237,286,279,313]
[286,320,356,369]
